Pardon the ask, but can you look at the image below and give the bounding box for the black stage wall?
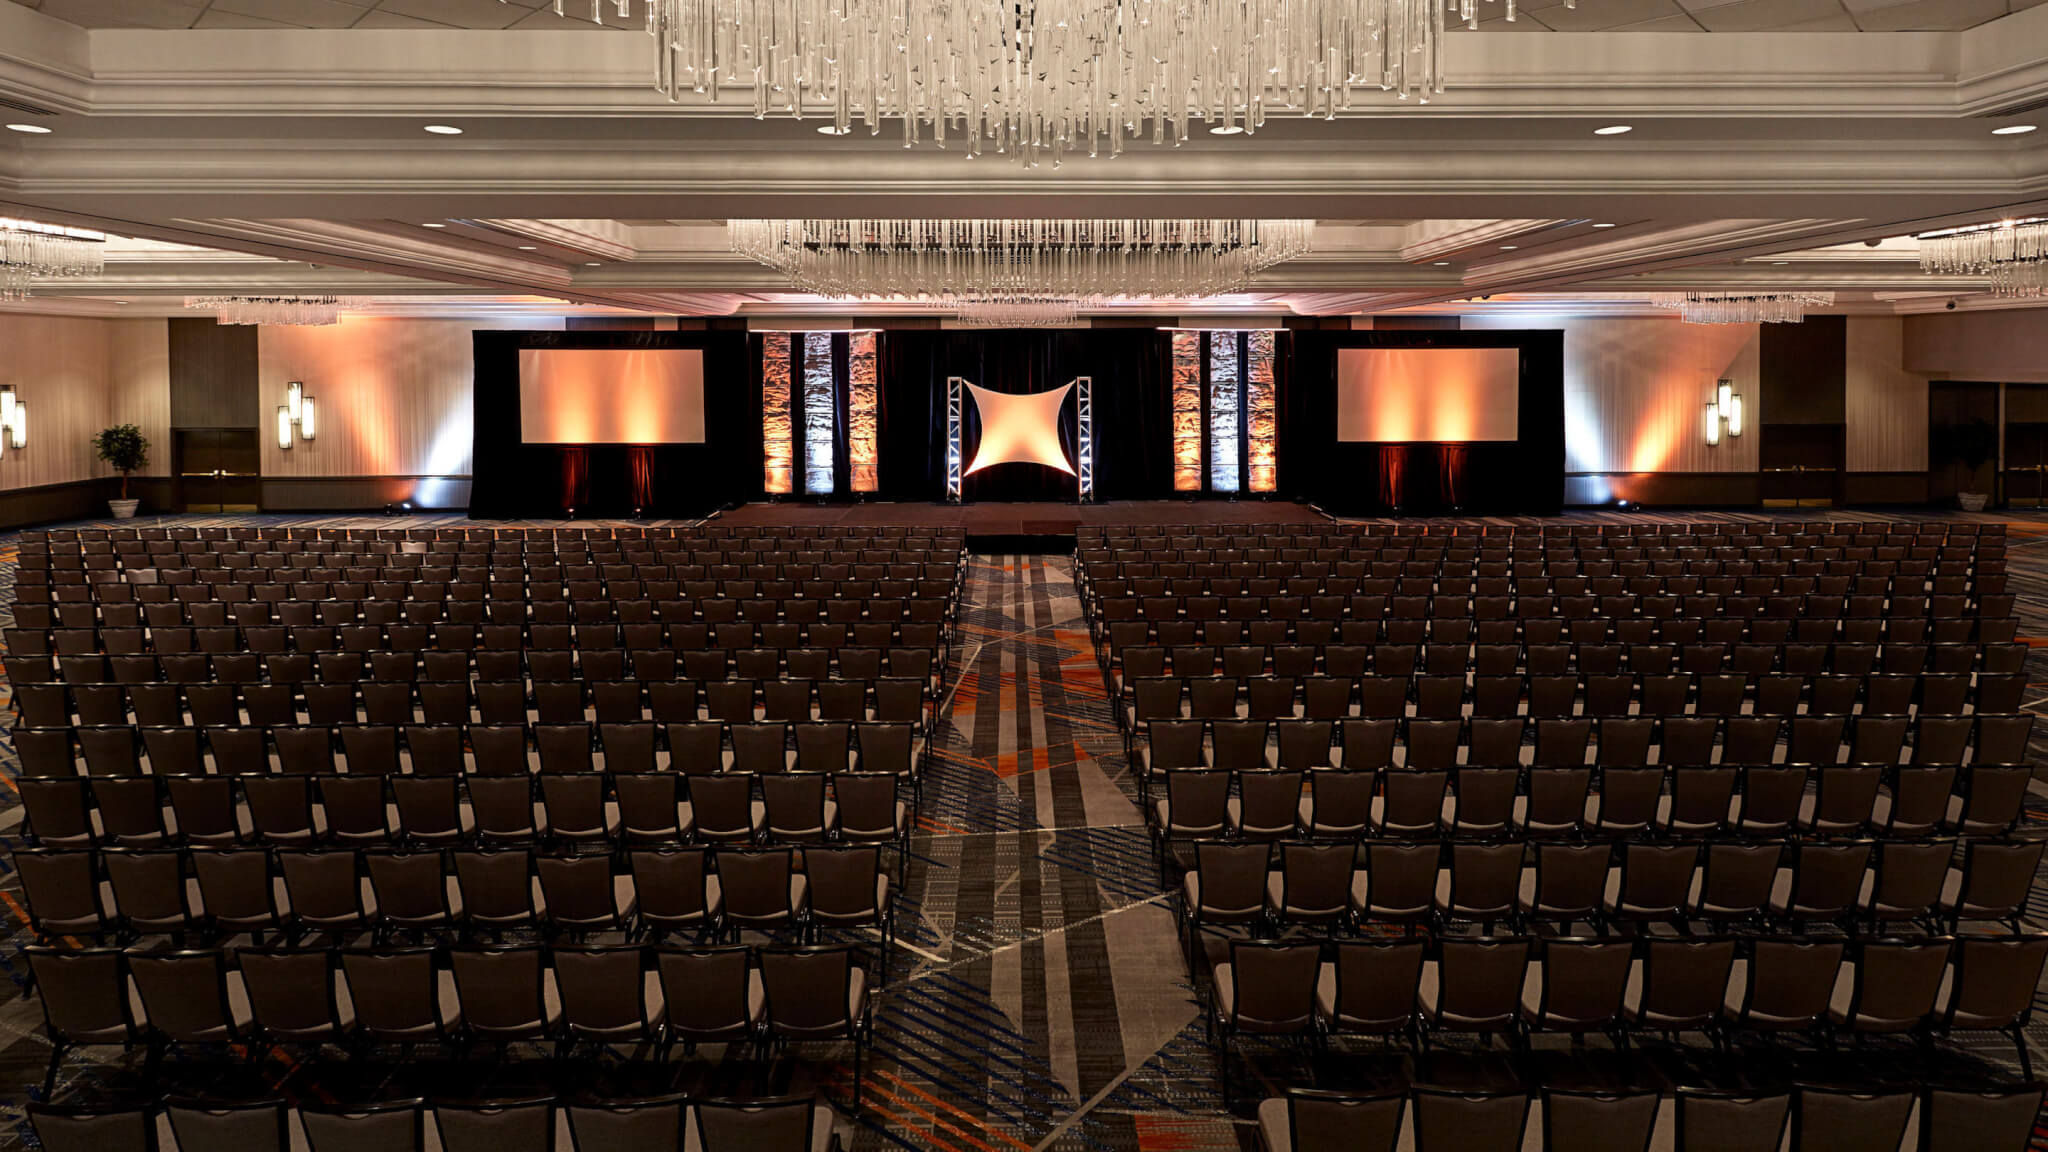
[876,328,1174,502]
[1283,329,1566,516]
[467,326,1561,518]
[470,329,754,520]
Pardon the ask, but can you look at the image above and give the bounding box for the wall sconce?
[1704,378,1744,446]
[278,381,315,449]
[0,385,29,458]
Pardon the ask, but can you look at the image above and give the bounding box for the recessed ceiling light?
[423,124,463,135]
[421,222,447,228]
[5,123,53,134]
[1593,125,1633,136]
[1432,261,1451,266]
[816,125,852,135]
[516,245,539,251]
[1591,222,1617,228]
[1209,125,1244,135]
[1772,260,1791,265]
[1992,124,2038,136]
[1499,245,1519,250]
[584,261,601,266]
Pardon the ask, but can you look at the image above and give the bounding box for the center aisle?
[859,554,1242,1151]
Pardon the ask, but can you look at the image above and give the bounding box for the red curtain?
[1379,445,1408,509]
[560,447,589,513]
[628,446,655,512]
[1439,444,1469,510]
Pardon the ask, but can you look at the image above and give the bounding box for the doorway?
[174,428,262,512]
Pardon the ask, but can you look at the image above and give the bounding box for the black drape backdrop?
[876,328,1174,502]
[1282,329,1565,516]
[470,330,754,519]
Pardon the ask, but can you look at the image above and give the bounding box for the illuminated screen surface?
[1336,347,1521,442]
[518,348,706,444]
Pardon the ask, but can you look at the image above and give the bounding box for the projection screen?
[518,348,706,444]
[1336,347,1521,442]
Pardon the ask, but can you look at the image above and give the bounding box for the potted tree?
[92,424,149,519]
[1935,416,1998,512]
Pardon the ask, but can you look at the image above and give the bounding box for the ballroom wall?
[1904,307,2048,384]
[1844,316,1931,502]
[256,317,561,510]
[0,306,2035,526]
[0,314,172,525]
[1464,315,1760,505]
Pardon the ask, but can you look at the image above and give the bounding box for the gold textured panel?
[760,332,793,494]
[1247,328,1277,492]
[1171,328,1202,492]
[848,330,879,491]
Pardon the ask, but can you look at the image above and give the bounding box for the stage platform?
[715,500,1327,552]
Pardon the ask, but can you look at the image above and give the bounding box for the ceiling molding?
[471,217,636,261]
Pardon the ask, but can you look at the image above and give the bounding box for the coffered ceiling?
[10,0,2044,32]
[1,0,2045,321]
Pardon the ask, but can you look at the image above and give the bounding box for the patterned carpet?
[0,509,2044,1151]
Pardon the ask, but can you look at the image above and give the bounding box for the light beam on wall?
[964,383,1074,476]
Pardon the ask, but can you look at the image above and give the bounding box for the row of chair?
[1120,676,2031,734]
[12,672,939,730]
[1255,1081,2043,1152]
[1151,764,2032,850]
[14,720,929,780]
[1105,635,2023,680]
[18,753,918,849]
[1095,622,2017,664]
[1077,553,2005,581]
[1205,934,2047,1067]
[30,1092,846,1152]
[1134,713,2038,779]
[1075,517,2004,537]
[1174,837,2042,937]
[25,522,963,541]
[24,941,878,1099]
[12,615,960,655]
[8,641,951,688]
[17,844,895,948]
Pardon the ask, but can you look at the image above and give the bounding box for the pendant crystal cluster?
[184,296,360,326]
[0,218,107,303]
[1649,291,1835,325]
[514,0,1570,165]
[1917,218,2048,298]
[732,219,1313,324]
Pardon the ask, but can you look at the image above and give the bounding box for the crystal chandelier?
[732,220,1312,325]
[184,296,360,326]
[516,0,1573,165]
[1917,218,2048,298]
[1650,291,1835,325]
[0,217,107,303]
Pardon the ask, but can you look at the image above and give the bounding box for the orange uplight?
[964,383,1075,475]
[1336,348,1520,442]
[518,348,706,444]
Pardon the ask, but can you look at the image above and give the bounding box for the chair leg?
[42,1042,65,1099]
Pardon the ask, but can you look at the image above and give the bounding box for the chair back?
[165,1099,289,1152]
[1284,1088,1404,1152]
[1412,1088,1529,1152]
[1540,1089,1660,1152]
[565,1095,686,1152]
[656,947,754,1041]
[692,1096,820,1152]
[433,1098,558,1152]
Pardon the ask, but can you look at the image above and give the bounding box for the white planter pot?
[107,498,139,520]
[1958,492,1989,512]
